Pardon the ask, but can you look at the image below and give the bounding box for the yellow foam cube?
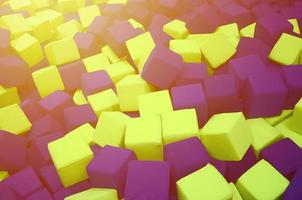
[94,111,131,147]
[200,32,236,69]
[276,118,302,148]
[0,171,9,181]
[31,0,52,10]
[44,38,80,66]
[265,109,293,126]
[0,14,32,38]
[11,33,44,67]
[48,133,93,187]
[107,0,127,4]
[200,112,254,161]
[73,89,87,105]
[247,118,282,156]
[0,86,20,108]
[229,183,243,200]
[240,23,256,38]
[0,104,32,135]
[125,32,155,73]
[27,16,52,43]
[125,116,163,160]
[163,19,189,39]
[128,18,145,31]
[83,53,110,72]
[116,75,153,112]
[177,164,232,200]
[36,9,64,30]
[288,19,301,35]
[32,65,65,98]
[236,160,289,200]
[216,23,240,48]
[56,0,85,13]
[78,5,101,29]
[101,45,120,64]
[55,19,83,39]
[169,39,202,63]
[289,98,302,134]
[8,0,33,12]
[105,61,136,83]
[162,109,199,145]
[66,123,95,145]
[87,89,119,117]
[269,33,302,65]
[138,90,173,117]
[65,188,118,200]
[185,33,212,48]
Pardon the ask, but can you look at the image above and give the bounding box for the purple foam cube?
[0,131,27,173]
[171,84,208,127]
[63,104,97,132]
[21,98,45,122]
[0,183,20,200]
[281,65,302,108]
[210,159,227,176]
[125,161,170,200]
[39,164,63,194]
[81,70,115,96]
[3,167,42,198]
[260,138,302,179]
[26,188,53,200]
[236,38,270,61]
[87,145,136,197]
[74,32,99,58]
[204,74,242,116]
[87,16,111,43]
[59,61,86,92]
[142,44,183,89]
[225,147,257,182]
[149,14,171,45]
[229,54,267,97]
[251,2,276,18]
[173,63,207,86]
[243,73,288,118]
[283,167,302,200]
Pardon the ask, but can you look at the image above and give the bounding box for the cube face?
[169,39,202,63]
[163,19,189,39]
[162,109,199,144]
[289,98,302,134]
[104,61,136,83]
[32,65,65,98]
[236,160,289,200]
[83,53,110,73]
[0,14,32,38]
[177,164,232,200]
[56,19,83,39]
[138,90,173,117]
[200,112,253,161]
[65,188,118,200]
[283,167,302,200]
[27,16,52,43]
[125,116,163,160]
[78,5,101,29]
[282,66,302,108]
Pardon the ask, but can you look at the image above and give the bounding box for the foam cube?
[0,86,21,108]
[0,14,32,38]
[36,9,64,30]
[11,33,44,67]
[48,133,93,187]
[289,98,302,134]
[8,0,33,12]
[88,16,111,41]
[125,116,163,160]
[55,19,83,39]
[26,188,52,200]
[236,160,289,200]
[163,19,189,39]
[200,32,236,69]
[0,28,11,54]
[288,19,301,35]
[0,183,20,200]
[39,164,63,193]
[138,90,173,117]
[56,0,85,13]
[94,111,131,147]
[83,53,110,73]
[87,89,119,117]
[0,171,9,181]
[87,146,136,197]
[125,161,170,200]
[105,61,136,83]
[243,73,288,118]
[229,182,243,200]
[162,109,199,144]
[240,23,256,38]
[275,118,302,148]
[65,188,118,200]
[169,39,202,63]
[247,118,282,155]
[73,89,87,105]
[265,109,293,126]
[200,112,253,161]
[44,38,80,66]
[116,75,153,112]
[101,45,120,64]
[0,104,31,135]
[283,167,302,200]
[26,16,52,43]
[66,123,95,145]
[141,44,183,89]
[173,63,207,86]
[74,32,99,58]
[78,5,101,29]
[177,164,232,200]
[216,23,240,48]
[282,66,302,108]
[269,33,302,65]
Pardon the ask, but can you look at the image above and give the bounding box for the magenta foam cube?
[39,164,63,194]
[87,16,111,43]
[126,4,152,26]
[74,32,99,58]
[21,98,45,123]
[87,145,136,197]
[3,167,42,198]
[236,38,270,61]
[225,147,257,182]
[0,131,27,173]
[149,14,171,45]
[100,4,127,20]
[26,188,53,200]
[204,74,242,116]
[164,137,210,188]
[63,104,97,131]
[125,161,170,200]
[81,70,114,96]
[173,63,207,86]
[0,183,20,200]
[251,2,276,18]
[210,158,227,176]
[243,73,288,118]
[171,84,208,127]
[283,167,302,200]
[142,44,183,89]
[260,138,302,179]
[59,60,86,92]
[281,65,302,109]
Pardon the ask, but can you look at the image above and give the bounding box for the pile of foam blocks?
[1,0,302,199]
